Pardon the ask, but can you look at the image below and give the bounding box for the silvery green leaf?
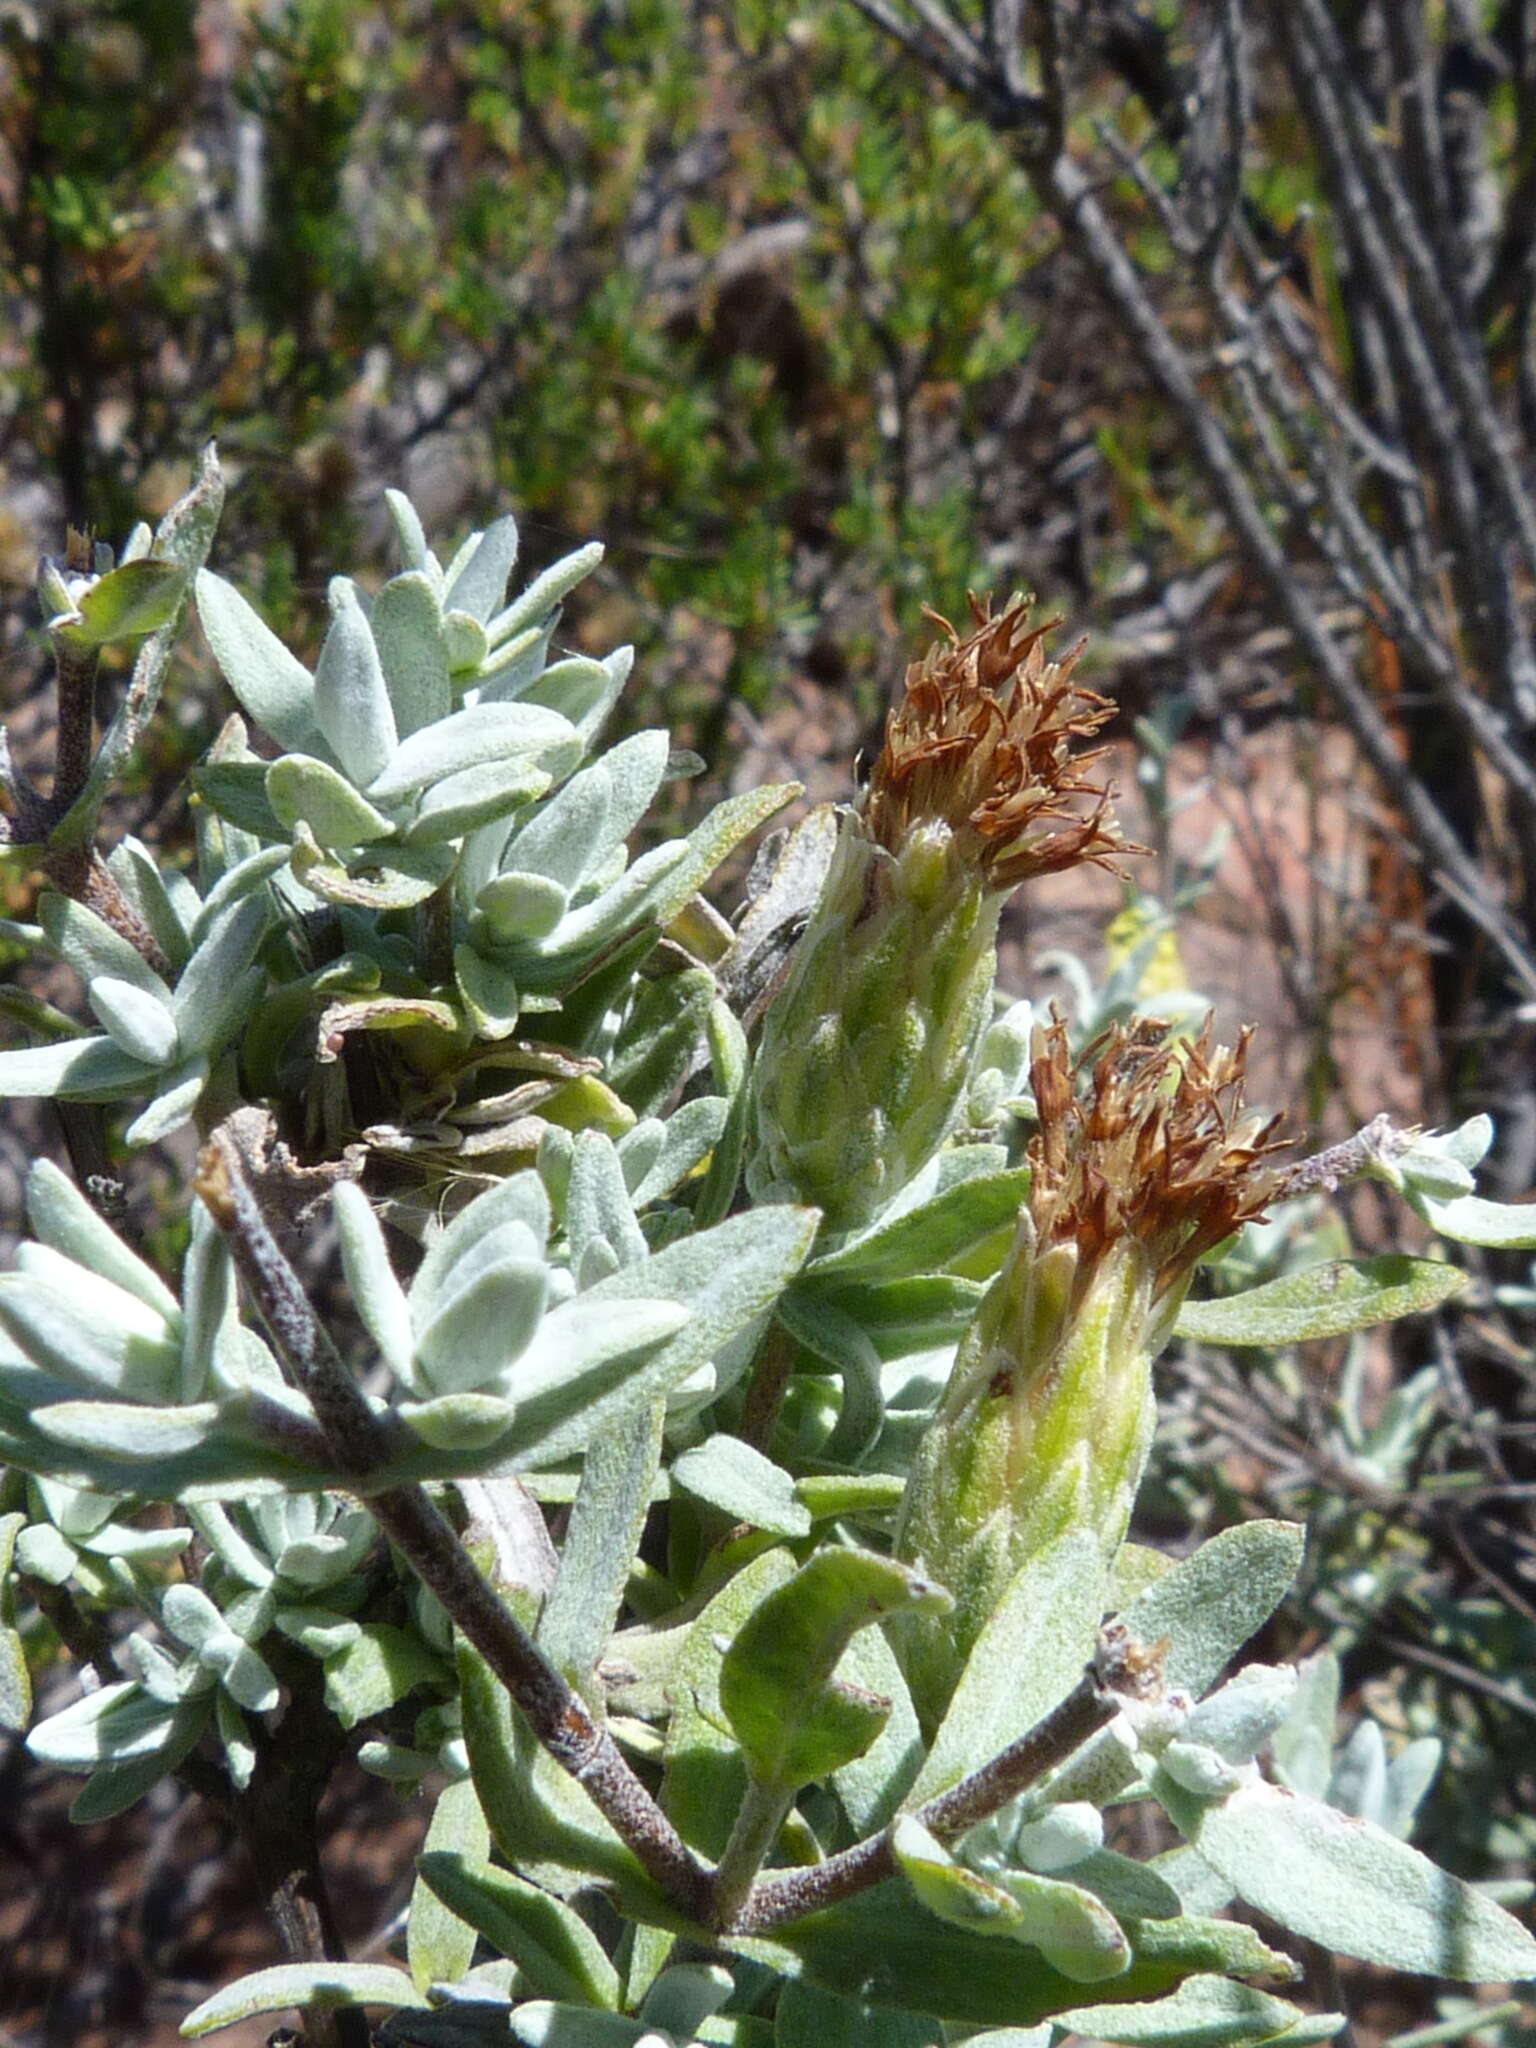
[910,1528,1106,1803]
[695,1010,751,1230]
[991,1865,1133,1982]
[831,1611,923,1835]
[443,609,488,674]
[411,1172,551,1323]
[217,1688,257,1791]
[499,1296,689,1413]
[507,841,691,974]
[540,1401,664,1692]
[722,1550,947,1788]
[1159,1741,1247,1799]
[506,2007,665,2048]
[775,1981,939,2048]
[506,758,618,893]
[567,1131,647,1285]
[35,1399,226,1459]
[888,1826,1024,1933]
[187,843,291,948]
[1122,1520,1305,1696]
[650,782,801,932]
[475,619,553,699]
[189,1501,273,1590]
[524,648,631,747]
[1329,1717,1388,1825]
[334,1182,415,1384]
[671,1434,811,1537]
[453,943,521,1039]
[409,1775,491,1991]
[179,1199,233,1403]
[1271,1650,1340,1801]
[26,1158,181,1321]
[266,754,395,848]
[69,1699,209,1821]
[607,966,715,1118]
[28,1680,184,1767]
[810,1168,1034,1285]
[181,1963,430,2036]
[638,1963,732,2040]
[1184,1665,1298,1764]
[87,974,180,1065]
[123,1054,209,1146]
[1433,1113,1495,1172]
[624,1095,729,1210]
[273,1520,373,1588]
[159,1580,231,1653]
[413,1222,550,1396]
[616,1118,663,1191]
[0,1513,30,1733]
[0,1033,155,1101]
[444,515,519,622]
[398,1393,517,1451]
[125,1630,191,1704]
[33,1476,119,1540]
[486,540,603,645]
[314,575,398,785]
[440,528,480,591]
[474,868,571,942]
[191,758,286,840]
[1068,1850,1183,1923]
[550,1210,817,1385]
[370,701,578,802]
[323,1623,447,1729]
[1013,1803,1104,1873]
[1054,1974,1334,2047]
[0,1259,180,1401]
[38,891,174,1002]
[371,572,451,736]
[291,830,459,909]
[419,1852,622,2010]
[1161,1776,1536,1981]
[106,834,194,970]
[1412,1187,1536,1248]
[404,758,559,845]
[172,888,273,1054]
[195,568,319,750]
[1175,1257,1466,1347]
[599,728,672,846]
[56,557,188,647]
[82,1520,192,1563]
[1382,1737,1442,1840]
[275,1607,361,1657]
[14,1520,76,1583]
[385,489,434,580]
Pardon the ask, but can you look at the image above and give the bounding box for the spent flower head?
[862,596,1135,890]
[1027,1011,1290,1315]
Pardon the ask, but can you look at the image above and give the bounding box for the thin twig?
[734,1667,1117,1932]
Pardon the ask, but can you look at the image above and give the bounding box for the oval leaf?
[1175,1258,1467,1347]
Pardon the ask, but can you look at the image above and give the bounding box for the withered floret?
[863,597,1138,890]
[1027,1012,1290,1306]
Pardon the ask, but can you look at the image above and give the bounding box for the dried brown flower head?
[863,597,1138,892]
[1028,1013,1290,1305]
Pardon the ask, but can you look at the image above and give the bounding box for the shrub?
[2,455,1534,2047]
